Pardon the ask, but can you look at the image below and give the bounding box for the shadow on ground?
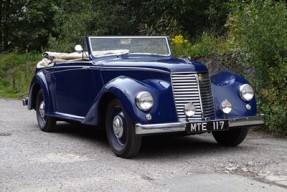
[45,122,251,159]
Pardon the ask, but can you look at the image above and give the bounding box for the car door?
[52,61,99,117]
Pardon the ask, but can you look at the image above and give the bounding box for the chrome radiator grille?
[171,73,215,121]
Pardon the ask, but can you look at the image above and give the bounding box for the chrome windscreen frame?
[87,36,172,58]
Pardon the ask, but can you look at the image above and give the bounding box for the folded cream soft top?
[36,49,129,68]
[44,51,88,60]
[36,51,88,68]
[44,49,129,60]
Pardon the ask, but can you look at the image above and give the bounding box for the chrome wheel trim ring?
[112,115,124,139]
[39,101,45,118]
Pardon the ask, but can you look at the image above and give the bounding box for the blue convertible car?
[23,36,264,158]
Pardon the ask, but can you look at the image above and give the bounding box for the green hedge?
[229,0,287,135]
[171,1,287,135]
[0,53,40,98]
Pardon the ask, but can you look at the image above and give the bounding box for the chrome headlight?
[239,84,254,101]
[135,91,153,111]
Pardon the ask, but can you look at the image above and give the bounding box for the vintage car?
[23,36,264,158]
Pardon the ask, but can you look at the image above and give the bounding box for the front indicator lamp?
[184,102,196,117]
[221,99,232,114]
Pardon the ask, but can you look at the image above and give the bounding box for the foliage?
[170,0,287,135]
[0,53,40,97]
[47,1,93,52]
[227,0,287,135]
[0,0,28,51]
[171,33,228,58]
[171,35,192,57]
[0,0,56,52]
[1,0,230,52]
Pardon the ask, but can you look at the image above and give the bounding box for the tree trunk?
[2,0,11,51]
[0,0,3,51]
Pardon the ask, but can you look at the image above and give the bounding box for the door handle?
[82,66,90,70]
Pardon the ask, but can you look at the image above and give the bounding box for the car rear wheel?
[36,89,56,132]
[212,127,249,146]
[105,99,142,158]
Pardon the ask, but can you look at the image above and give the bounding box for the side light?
[135,91,154,111]
[239,84,254,101]
[146,114,152,120]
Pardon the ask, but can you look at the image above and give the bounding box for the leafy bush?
[0,53,40,98]
[171,33,228,58]
[170,35,193,57]
[227,0,287,135]
[170,0,287,135]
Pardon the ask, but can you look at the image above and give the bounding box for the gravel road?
[0,98,286,192]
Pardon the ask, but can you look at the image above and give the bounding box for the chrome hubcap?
[113,115,124,139]
[39,101,45,118]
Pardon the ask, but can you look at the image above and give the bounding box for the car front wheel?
[212,127,249,146]
[36,89,56,132]
[105,99,142,158]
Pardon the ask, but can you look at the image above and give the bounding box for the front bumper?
[135,115,264,135]
[22,97,28,106]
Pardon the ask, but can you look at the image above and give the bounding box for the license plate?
[186,120,228,133]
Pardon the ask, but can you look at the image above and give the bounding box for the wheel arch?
[211,71,257,118]
[28,72,53,114]
[98,92,117,129]
[83,76,152,126]
[28,83,41,110]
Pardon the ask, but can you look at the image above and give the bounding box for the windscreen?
[89,36,171,57]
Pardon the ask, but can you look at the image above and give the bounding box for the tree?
[0,0,28,51]
[47,0,94,52]
[1,0,231,52]
[13,0,56,51]
[0,0,56,52]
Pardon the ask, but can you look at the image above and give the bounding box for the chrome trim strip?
[135,122,186,135]
[53,112,85,120]
[135,115,265,135]
[195,74,204,115]
[88,36,171,57]
[228,115,265,127]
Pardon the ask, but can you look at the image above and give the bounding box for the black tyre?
[36,89,56,132]
[105,99,142,158]
[212,127,249,146]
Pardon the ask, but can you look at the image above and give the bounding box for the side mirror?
[75,45,83,53]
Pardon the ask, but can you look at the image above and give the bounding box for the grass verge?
[0,53,41,98]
